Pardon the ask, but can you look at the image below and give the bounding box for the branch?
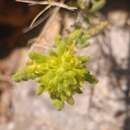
[16,0,77,10]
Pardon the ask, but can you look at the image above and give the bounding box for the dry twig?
[16,0,77,10]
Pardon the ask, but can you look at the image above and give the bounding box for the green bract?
[13,30,98,110]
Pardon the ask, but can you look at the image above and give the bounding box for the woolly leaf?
[52,99,64,111]
[29,51,47,63]
[90,0,106,13]
[85,72,98,84]
[13,65,37,82]
[66,97,75,105]
[36,85,45,95]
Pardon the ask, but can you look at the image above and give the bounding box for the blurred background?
[0,0,130,130]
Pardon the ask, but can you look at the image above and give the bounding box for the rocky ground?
[0,1,130,130]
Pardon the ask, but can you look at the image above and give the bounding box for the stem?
[16,0,77,10]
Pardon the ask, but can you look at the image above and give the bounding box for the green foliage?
[13,30,98,110]
[77,0,106,12]
[89,0,106,13]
